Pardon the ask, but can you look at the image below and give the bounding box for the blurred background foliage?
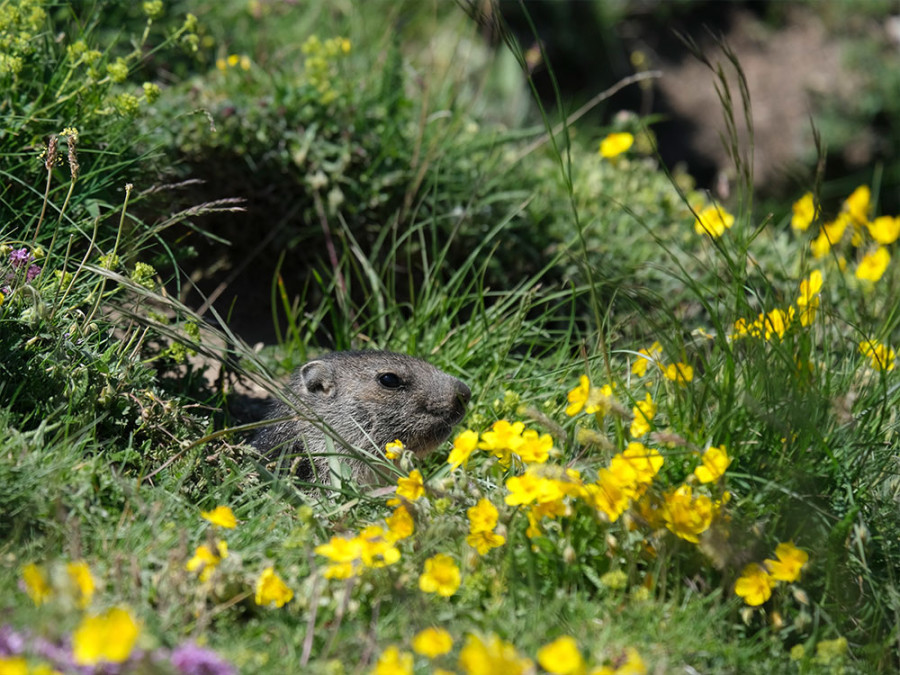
[4,0,898,434]
[122,0,900,347]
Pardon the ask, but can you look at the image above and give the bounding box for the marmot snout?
[253,350,471,484]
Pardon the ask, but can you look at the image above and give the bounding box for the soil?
[650,4,862,197]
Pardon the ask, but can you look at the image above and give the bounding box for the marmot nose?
[456,380,472,406]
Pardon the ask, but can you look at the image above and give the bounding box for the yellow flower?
[629,393,656,437]
[412,627,454,658]
[843,185,871,225]
[201,505,237,529]
[384,439,404,460]
[618,442,664,485]
[447,429,480,469]
[67,561,95,608]
[466,529,507,555]
[21,563,51,606]
[631,341,662,377]
[797,270,823,326]
[734,563,776,606]
[467,494,513,553]
[811,214,851,258]
[0,657,28,675]
[478,420,525,464]
[790,192,816,231]
[662,484,713,543]
[255,567,293,607]
[418,553,461,597]
[467,497,499,532]
[516,429,553,464]
[855,246,890,282]
[226,53,240,67]
[566,376,614,417]
[358,525,401,568]
[599,132,634,159]
[315,534,365,579]
[766,308,793,340]
[693,445,731,483]
[458,633,533,675]
[809,229,831,259]
[185,541,228,582]
[800,296,819,326]
[663,362,693,385]
[694,204,735,237]
[586,469,634,523]
[396,469,426,501]
[505,467,567,506]
[592,647,648,675]
[565,375,592,416]
[859,339,896,371]
[72,607,140,665]
[867,215,900,245]
[620,647,649,674]
[537,635,584,675]
[797,270,823,306]
[386,504,414,541]
[373,645,413,675]
[764,541,809,582]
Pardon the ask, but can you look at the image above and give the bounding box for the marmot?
[254,350,471,485]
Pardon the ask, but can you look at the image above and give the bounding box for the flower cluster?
[374,631,647,675]
[734,541,809,606]
[301,34,351,104]
[732,270,824,340]
[538,636,647,675]
[0,0,46,75]
[465,498,506,555]
[796,186,898,283]
[315,521,405,580]
[859,338,896,372]
[448,420,556,469]
[1,245,43,302]
[627,344,694,386]
[215,53,252,72]
[13,560,235,673]
[184,505,294,608]
[184,505,238,583]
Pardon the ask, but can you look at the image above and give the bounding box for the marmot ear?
[300,360,336,397]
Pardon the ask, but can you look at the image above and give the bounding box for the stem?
[83,183,132,330]
[57,178,77,226]
[32,167,53,244]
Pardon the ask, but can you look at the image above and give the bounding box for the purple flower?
[0,625,25,656]
[170,643,237,675]
[31,635,83,674]
[26,264,42,282]
[9,248,33,269]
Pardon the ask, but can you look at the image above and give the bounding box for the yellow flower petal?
[201,505,237,529]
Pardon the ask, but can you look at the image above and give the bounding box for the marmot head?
[295,351,471,456]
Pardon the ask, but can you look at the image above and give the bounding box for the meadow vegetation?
[2,1,899,673]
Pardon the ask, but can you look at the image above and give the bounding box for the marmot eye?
[378,372,403,389]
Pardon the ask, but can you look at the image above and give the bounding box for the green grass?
[2,1,900,674]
